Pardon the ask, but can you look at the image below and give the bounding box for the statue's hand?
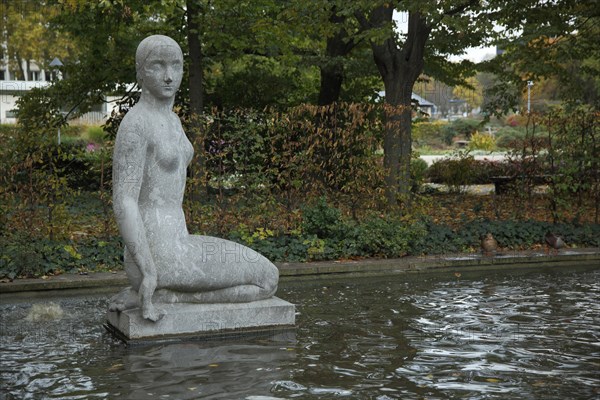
[142,302,163,322]
[139,274,163,321]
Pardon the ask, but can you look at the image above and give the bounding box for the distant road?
[420,154,507,166]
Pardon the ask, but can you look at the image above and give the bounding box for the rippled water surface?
[1,266,599,399]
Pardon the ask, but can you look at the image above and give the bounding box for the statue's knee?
[262,262,279,295]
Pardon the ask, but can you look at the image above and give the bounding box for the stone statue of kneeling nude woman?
[108,35,278,321]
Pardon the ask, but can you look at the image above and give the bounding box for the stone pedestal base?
[105,297,295,343]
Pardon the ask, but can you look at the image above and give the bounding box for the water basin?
[1,265,599,399]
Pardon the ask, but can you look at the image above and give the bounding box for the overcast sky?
[393,11,497,63]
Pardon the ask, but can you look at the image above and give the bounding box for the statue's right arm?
[112,118,157,284]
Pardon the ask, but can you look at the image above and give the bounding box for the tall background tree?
[186,0,203,117]
[0,0,78,80]
[483,0,600,115]
[353,1,493,206]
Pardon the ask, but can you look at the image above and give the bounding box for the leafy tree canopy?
[0,0,79,80]
[483,0,600,113]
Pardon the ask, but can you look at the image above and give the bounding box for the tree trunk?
[314,9,359,188]
[317,9,356,106]
[359,7,431,207]
[15,52,26,81]
[381,84,413,206]
[318,62,344,106]
[186,0,203,118]
[186,0,206,200]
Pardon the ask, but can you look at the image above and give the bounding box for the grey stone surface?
[109,34,285,323]
[107,297,295,340]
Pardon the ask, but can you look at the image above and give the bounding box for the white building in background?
[0,55,118,125]
[1,80,49,123]
[376,90,439,118]
[0,55,49,123]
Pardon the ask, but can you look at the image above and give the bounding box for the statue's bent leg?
[154,236,279,304]
[155,262,278,303]
[155,284,275,304]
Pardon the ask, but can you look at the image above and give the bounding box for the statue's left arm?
[113,116,161,321]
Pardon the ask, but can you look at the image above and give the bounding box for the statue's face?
[140,45,183,100]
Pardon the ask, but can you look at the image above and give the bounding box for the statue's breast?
[148,122,185,173]
[155,140,180,172]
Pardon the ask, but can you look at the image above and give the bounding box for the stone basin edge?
[1,248,598,294]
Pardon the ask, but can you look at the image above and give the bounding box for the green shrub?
[411,220,467,254]
[410,157,429,191]
[469,132,496,151]
[0,235,123,279]
[354,215,425,258]
[542,105,600,223]
[413,120,448,148]
[495,126,525,148]
[426,151,476,191]
[427,157,514,185]
[59,134,86,147]
[0,124,19,136]
[505,113,528,127]
[410,219,600,255]
[443,118,482,144]
[233,233,310,262]
[30,138,110,191]
[75,147,112,191]
[84,125,106,143]
[301,197,345,240]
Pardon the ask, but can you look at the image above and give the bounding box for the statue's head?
[135,35,183,99]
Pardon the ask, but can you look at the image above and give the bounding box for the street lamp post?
[49,57,63,81]
[49,58,64,144]
[527,80,534,114]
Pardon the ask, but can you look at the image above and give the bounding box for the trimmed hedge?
[427,158,516,185]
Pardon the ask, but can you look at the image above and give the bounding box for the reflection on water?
[1,266,599,399]
[108,341,294,399]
